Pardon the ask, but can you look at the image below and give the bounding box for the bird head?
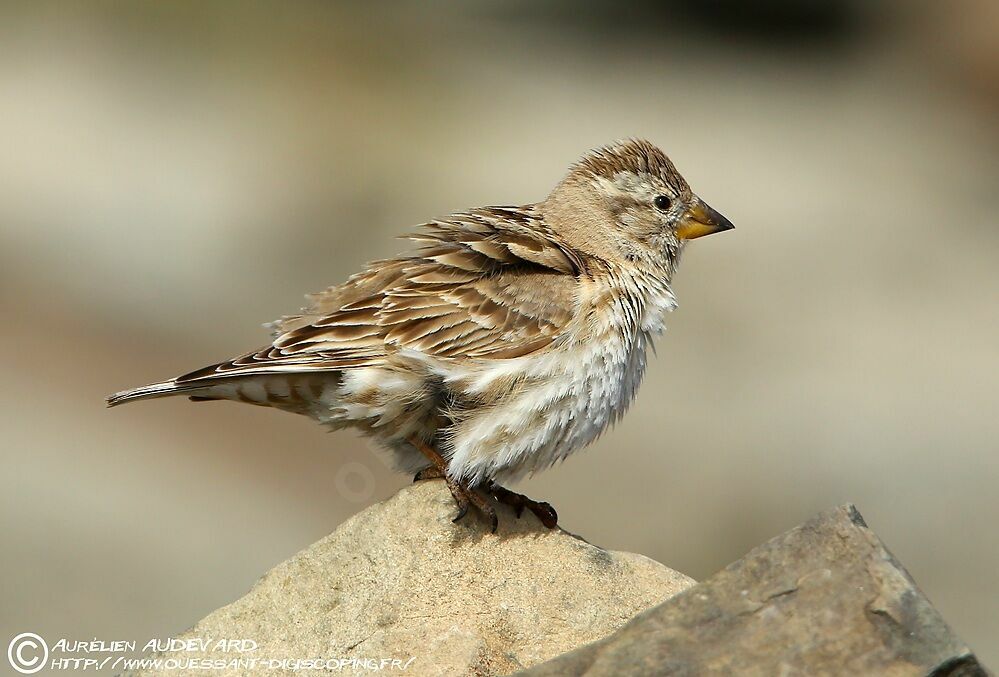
[542,139,733,278]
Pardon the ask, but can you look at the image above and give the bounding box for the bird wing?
[176,206,584,384]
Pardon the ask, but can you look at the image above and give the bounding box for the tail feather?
[105,380,204,407]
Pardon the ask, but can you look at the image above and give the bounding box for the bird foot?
[413,465,498,532]
[446,477,498,533]
[488,482,558,529]
[407,437,498,533]
[415,468,558,531]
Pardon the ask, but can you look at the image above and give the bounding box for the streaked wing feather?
[179,205,582,384]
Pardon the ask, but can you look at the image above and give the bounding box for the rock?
[518,505,988,677]
[134,480,694,677]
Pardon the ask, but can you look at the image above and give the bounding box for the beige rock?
[135,480,694,676]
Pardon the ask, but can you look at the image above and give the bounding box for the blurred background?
[1,0,997,670]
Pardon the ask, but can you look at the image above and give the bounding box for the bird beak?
[676,200,734,240]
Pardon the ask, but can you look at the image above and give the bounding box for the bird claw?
[445,477,497,533]
[531,501,558,529]
[451,501,469,523]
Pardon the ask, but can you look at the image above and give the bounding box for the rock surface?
[136,480,694,676]
[519,504,988,677]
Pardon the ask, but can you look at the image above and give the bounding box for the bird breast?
[440,270,677,485]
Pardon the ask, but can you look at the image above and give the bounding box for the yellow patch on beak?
[677,201,734,240]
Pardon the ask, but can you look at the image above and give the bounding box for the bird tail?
[105,379,206,407]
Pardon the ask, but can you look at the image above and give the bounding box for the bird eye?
[654,195,672,210]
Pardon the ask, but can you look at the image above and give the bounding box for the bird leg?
[409,437,498,533]
[487,482,559,529]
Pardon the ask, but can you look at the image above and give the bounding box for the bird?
[107,139,733,532]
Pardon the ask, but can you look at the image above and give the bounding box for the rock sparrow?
[107,139,733,531]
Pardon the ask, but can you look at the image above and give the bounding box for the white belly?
[443,327,653,485]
